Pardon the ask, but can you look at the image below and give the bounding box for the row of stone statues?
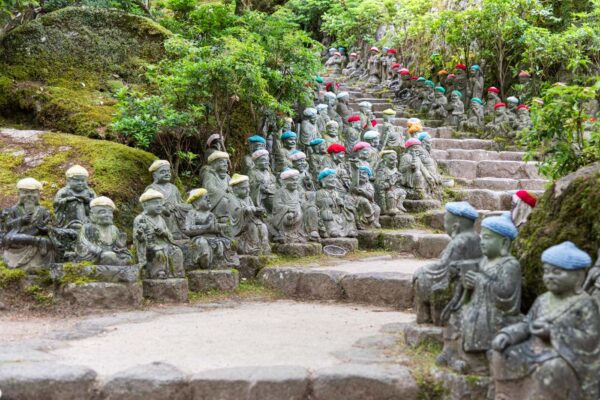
[413,200,600,399]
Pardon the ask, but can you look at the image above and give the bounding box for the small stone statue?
[300,107,318,150]
[415,132,433,154]
[316,169,357,238]
[511,190,536,228]
[485,87,502,115]
[468,64,484,100]
[485,102,513,138]
[248,149,276,213]
[308,138,335,179]
[336,92,352,123]
[274,131,298,173]
[323,120,340,147]
[437,213,521,374]
[228,175,271,256]
[413,202,482,325]
[428,87,448,120]
[491,241,599,400]
[367,47,381,84]
[444,74,456,98]
[513,71,534,104]
[344,115,363,151]
[350,166,381,230]
[205,133,225,161]
[183,188,235,270]
[75,196,132,266]
[361,131,381,169]
[446,90,465,128]
[146,160,191,240]
[1,178,54,272]
[289,151,315,191]
[380,109,406,149]
[241,135,267,175]
[399,139,437,199]
[358,101,376,132]
[419,80,436,114]
[453,63,468,95]
[352,141,374,170]
[324,92,343,134]
[328,143,352,192]
[506,96,520,125]
[342,52,359,76]
[459,97,485,132]
[513,104,532,131]
[134,189,185,279]
[201,151,232,223]
[374,151,407,215]
[54,165,96,229]
[316,103,330,133]
[270,169,309,243]
[414,132,442,193]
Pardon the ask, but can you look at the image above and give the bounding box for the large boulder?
[514,162,600,309]
[0,7,171,137]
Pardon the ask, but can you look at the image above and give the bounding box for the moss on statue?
[514,162,600,309]
[0,6,171,137]
[0,260,26,288]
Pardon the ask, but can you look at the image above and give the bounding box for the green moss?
[188,280,277,303]
[0,260,26,288]
[23,284,54,305]
[60,261,97,285]
[399,335,446,400]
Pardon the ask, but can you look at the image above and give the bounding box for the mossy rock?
[514,162,600,309]
[0,6,171,137]
[0,128,157,236]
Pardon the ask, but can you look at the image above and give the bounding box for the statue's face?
[283,119,293,131]
[435,91,444,98]
[517,109,529,118]
[487,92,497,100]
[250,142,266,153]
[358,170,369,183]
[255,156,269,170]
[292,158,307,172]
[233,182,250,198]
[18,189,40,208]
[309,114,317,124]
[508,102,517,111]
[143,198,163,216]
[480,227,508,258]
[317,142,327,154]
[451,93,459,101]
[283,138,296,149]
[443,213,460,236]
[318,108,327,115]
[192,195,211,211]
[284,176,298,191]
[329,49,335,56]
[327,97,337,107]
[384,154,397,167]
[212,159,229,174]
[422,140,432,153]
[360,106,369,113]
[67,175,88,192]
[326,126,338,136]
[469,68,478,77]
[323,175,337,189]
[350,121,361,129]
[358,148,370,160]
[153,166,171,184]
[495,107,506,116]
[332,152,345,164]
[91,206,114,226]
[471,102,479,111]
[367,138,379,148]
[401,75,409,81]
[542,263,584,295]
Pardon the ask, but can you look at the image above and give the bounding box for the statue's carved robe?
[145,182,190,239]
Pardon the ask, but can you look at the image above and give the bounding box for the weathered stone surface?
[102,362,190,400]
[476,160,541,179]
[60,282,143,309]
[417,210,445,231]
[470,177,519,190]
[431,368,491,400]
[430,149,448,160]
[296,270,345,300]
[187,270,239,292]
[340,272,413,309]
[312,364,418,400]
[403,199,441,213]
[237,255,273,280]
[413,233,450,259]
[190,366,309,400]
[401,323,443,348]
[498,151,526,161]
[435,127,454,139]
[0,362,97,400]
[50,264,141,283]
[272,242,322,257]
[456,189,506,210]
[356,230,382,250]
[379,214,415,229]
[518,178,548,190]
[259,267,301,296]
[143,278,188,303]
[438,160,478,180]
[432,138,494,151]
[321,237,359,253]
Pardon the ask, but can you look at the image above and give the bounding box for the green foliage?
[0,260,26,288]
[60,261,97,285]
[521,81,600,179]
[23,284,54,305]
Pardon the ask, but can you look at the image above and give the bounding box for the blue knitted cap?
[470,64,480,71]
[481,212,518,240]
[248,135,266,144]
[541,241,592,270]
[281,131,297,140]
[358,165,372,176]
[445,201,478,221]
[309,138,325,146]
[416,132,431,142]
[318,168,337,182]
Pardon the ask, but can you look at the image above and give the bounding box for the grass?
[188,280,278,303]
[265,249,393,268]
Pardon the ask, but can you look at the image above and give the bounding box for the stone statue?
[241,135,267,175]
[248,149,276,213]
[361,132,381,169]
[228,175,271,256]
[344,115,362,151]
[328,143,352,192]
[380,109,406,149]
[358,102,376,132]
[134,189,185,279]
[299,107,318,150]
[444,74,456,99]
[583,249,600,302]
[413,202,482,325]
[513,104,532,131]
[146,160,191,240]
[419,81,436,114]
[506,96,520,124]
[485,87,502,115]
[308,138,335,179]
[1,178,54,272]
[316,104,329,133]
[491,241,599,400]
[324,92,343,134]
[399,139,437,199]
[428,87,448,120]
[437,213,521,374]
[270,169,308,243]
[336,92,352,123]
[413,132,442,196]
[468,65,484,100]
[274,130,297,173]
[513,71,534,104]
[459,98,485,132]
[342,52,359,76]
[54,165,96,229]
[323,121,340,147]
[316,169,357,238]
[453,64,468,95]
[446,90,465,128]
[201,152,232,223]
[367,47,381,84]
[324,51,342,75]
[75,196,132,266]
[485,102,513,138]
[511,190,536,228]
[353,141,375,170]
[350,166,381,230]
[374,151,407,215]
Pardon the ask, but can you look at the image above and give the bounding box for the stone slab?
[272,242,322,257]
[340,273,413,309]
[401,323,443,348]
[237,255,273,280]
[321,237,359,253]
[187,270,239,292]
[471,177,519,190]
[456,189,510,210]
[379,214,415,229]
[296,270,345,300]
[403,199,441,213]
[432,138,494,151]
[431,368,491,400]
[60,282,143,309]
[476,160,541,179]
[438,160,478,180]
[143,278,188,303]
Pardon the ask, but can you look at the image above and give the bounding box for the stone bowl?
[323,245,347,257]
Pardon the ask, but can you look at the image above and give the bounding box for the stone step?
[357,230,450,259]
[259,257,426,308]
[438,159,542,180]
[455,188,544,210]
[431,149,526,162]
[417,209,504,231]
[432,138,494,151]
[455,177,548,191]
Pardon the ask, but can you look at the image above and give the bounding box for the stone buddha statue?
[399,138,436,199]
[336,92,352,123]
[274,130,298,173]
[491,241,599,400]
[205,133,225,161]
[241,135,267,175]
[358,101,376,132]
[420,80,436,114]
[228,174,271,256]
[54,165,96,229]
[248,149,276,213]
[511,190,537,228]
[183,188,235,270]
[459,97,485,132]
[324,92,343,134]
[308,138,335,179]
[328,143,352,192]
[413,202,482,325]
[350,165,381,230]
[75,196,132,266]
[437,213,521,374]
[468,64,484,100]
[485,102,513,138]
[374,150,407,215]
[146,160,191,240]
[414,132,442,195]
[316,169,357,238]
[514,104,532,131]
[300,107,318,150]
[380,109,406,150]
[1,178,54,272]
[344,115,362,151]
[352,141,374,170]
[323,121,340,147]
[428,87,448,120]
[361,131,381,170]
[201,151,231,222]
[270,169,309,243]
[446,90,465,128]
[134,189,185,279]
[453,63,468,95]
[316,104,330,134]
[367,47,381,84]
[485,87,502,115]
[342,52,358,76]
[513,70,534,104]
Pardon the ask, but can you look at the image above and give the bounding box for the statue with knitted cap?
[323,120,340,147]
[316,104,330,134]
[437,213,521,374]
[328,144,352,192]
[511,190,536,228]
[308,138,335,180]
[288,151,320,239]
[350,166,381,230]
[413,201,483,325]
[485,102,513,138]
[491,241,600,400]
[54,165,96,229]
[513,104,532,131]
[413,132,442,194]
[358,102,376,133]
[335,92,352,123]
[241,135,267,175]
[428,86,448,120]
[274,131,298,173]
[146,160,190,240]
[468,64,484,101]
[485,87,502,115]
[1,178,54,272]
[248,149,276,213]
[299,108,318,150]
[399,139,437,199]
[315,169,357,238]
[344,115,362,151]
[459,97,485,132]
[380,109,406,150]
[453,63,468,95]
[134,189,185,279]
[324,92,343,135]
[374,150,407,215]
[75,196,132,266]
[270,169,312,243]
[201,151,232,223]
[183,188,236,269]
[228,174,271,256]
[446,90,465,128]
[419,80,436,114]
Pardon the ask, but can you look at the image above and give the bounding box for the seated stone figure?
[513,104,532,131]
[1,178,54,272]
[459,97,485,132]
[75,196,132,266]
[344,115,363,151]
[485,102,513,138]
[248,149,276,214]
[201,151,231,223]
[134,189,185,279]
[446,90,465,128]
[350,166,381,230]
[399,138,437,199]
[428,87,448,120]
[54,165,96,229]
[289,151,320,241]
[380,109,406,150]
[146,160,191,240]
[491,242,599,400]
[274,131,298,173]
[374,150,407,215]
[183,188,235,270]
[308,138,335,180]
[328,143,352,192]
[316,169,357,238]
[362,130,381,168]
[228,174,271,256]
[485,87,502,115]
[270,169,309,243]
[323,121,340,147]
[413,202,482,325]
[437,213,521,374]
[299,107,318,150]
[241,135,267,175]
